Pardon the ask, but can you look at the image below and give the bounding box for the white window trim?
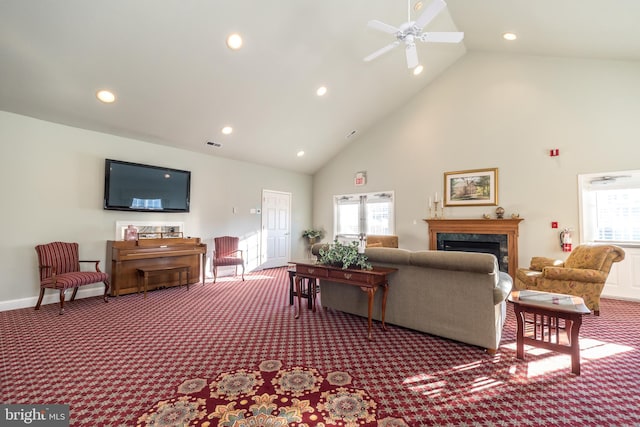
[333,190,395,240]
[578,169,640,247]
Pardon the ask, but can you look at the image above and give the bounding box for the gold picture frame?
[444,168,498,206]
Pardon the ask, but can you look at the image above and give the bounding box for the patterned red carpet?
[2,267,640,426]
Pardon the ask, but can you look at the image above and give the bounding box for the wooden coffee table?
[508,290,591,375]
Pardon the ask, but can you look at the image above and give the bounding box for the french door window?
[334,191,395,240]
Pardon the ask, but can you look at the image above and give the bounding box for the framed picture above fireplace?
[444,168,498,206]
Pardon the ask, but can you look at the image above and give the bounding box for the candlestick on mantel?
[430,200,444,219]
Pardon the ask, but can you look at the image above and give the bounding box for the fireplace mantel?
[424,218,524,279]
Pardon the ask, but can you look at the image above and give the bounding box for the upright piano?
[107,237,207,296]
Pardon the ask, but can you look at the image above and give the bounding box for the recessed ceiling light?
[297,150,305,157]
[221,126,233,135]
[503,32,517,41]
[96,90,116,103]
[316,86,327,96]
[413,65,424,76]
[226,33,243,50]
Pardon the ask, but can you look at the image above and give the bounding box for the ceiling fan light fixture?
[364,0,463,69]
[413,65,424,75]
[226,33,243,50]
[96,90,116,103]
[503,32,517,41]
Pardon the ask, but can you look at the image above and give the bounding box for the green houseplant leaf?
[318,239,372,270]
[302,228,324,239]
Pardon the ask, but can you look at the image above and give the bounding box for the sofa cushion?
[564,245,611,270]
[364,247,411,265]
[410,250,496,274]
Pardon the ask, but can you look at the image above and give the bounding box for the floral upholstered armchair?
[515,244,625,315]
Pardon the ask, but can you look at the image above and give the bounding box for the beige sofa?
[312,246,513,353]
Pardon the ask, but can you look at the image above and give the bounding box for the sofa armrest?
[310,243,329,257]
[366,235,398,248]
[542,266,607,283]
[493,272,513,304]
[529,256,564,271]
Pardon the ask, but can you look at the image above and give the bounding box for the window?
[579,170,640,245]
[334,191,394,239]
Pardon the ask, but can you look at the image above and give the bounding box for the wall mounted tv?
[104,159,191,212]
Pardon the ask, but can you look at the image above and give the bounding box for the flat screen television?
[104,159,191,212]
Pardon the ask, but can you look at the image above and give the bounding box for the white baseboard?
[0,286,106,312]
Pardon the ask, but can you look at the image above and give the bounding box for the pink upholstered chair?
[212,236,245,283]
[35,242,110,315]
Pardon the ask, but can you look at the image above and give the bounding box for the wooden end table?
[290,261,397,341]
[508,290,591,375]
[287,267,317,309]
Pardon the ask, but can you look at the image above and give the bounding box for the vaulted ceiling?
[2,0,639,173]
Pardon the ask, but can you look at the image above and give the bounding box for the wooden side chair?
[35,242,110,314]
[212,236,245,283]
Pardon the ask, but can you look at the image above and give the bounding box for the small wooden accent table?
[290,261,398,341]
[287,268,316,309]
[137,265,190,298]
[508,290,591,375]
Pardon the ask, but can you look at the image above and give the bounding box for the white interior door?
[261,190,291,268]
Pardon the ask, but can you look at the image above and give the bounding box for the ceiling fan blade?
[368,20,401,34]
[419,32,464,43]
[414,0,447,30]
[405,44,419,69]
[364,41,401,62]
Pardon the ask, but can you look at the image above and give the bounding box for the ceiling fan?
[589,175,631,185]
[363,0,464,69]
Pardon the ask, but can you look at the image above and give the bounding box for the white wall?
[313,52,640,294]
[0,112,312,306]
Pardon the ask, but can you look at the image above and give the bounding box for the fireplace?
[439,236,506,273]
[425,218,523,279]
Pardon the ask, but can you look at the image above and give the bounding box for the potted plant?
[318,239,372,270]
[302,228,324,245]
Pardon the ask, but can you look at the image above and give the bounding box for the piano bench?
[137,265,190,298]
